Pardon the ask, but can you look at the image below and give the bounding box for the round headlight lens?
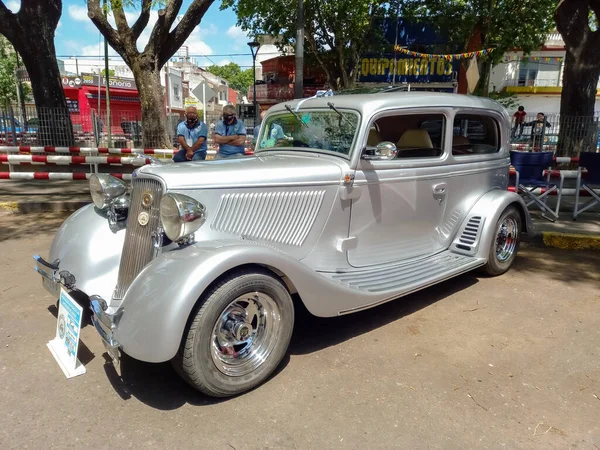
[89,174,127,210]
[160,193,206,242]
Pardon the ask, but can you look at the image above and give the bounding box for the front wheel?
[482,206,522,276]
[173,270,294,397]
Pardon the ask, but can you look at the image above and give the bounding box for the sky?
[3,0,277,73]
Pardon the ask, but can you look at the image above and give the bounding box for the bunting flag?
[503,55,563,63]
[393,46,493,60]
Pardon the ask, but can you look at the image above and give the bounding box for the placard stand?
[47,288,87,378]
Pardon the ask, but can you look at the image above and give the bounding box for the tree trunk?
[4,6,73,146]
[131,61,171,149]
[556,55,600,156]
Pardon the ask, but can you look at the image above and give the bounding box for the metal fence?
[509,113,600,155]
[0,106,254,149]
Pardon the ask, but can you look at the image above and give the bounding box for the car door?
[347,108,453,268]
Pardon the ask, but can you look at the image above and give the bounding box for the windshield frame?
[254,107,362,160]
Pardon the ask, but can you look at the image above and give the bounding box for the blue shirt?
[215,119,246,156]
[269,123,285,140]
[177,120,208,153]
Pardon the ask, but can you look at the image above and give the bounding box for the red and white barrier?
[0,172,131,180]
[0,146,254,156]
[0,155,150,166]
[0,146,177,156]
[509,168,585,179]
[508,186,599,197]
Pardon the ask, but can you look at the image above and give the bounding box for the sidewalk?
[0,180,90,213]
[1,180,598,250]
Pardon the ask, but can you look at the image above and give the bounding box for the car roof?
[267,91,507,118]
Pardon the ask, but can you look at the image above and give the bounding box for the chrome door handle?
[433,183,447,194]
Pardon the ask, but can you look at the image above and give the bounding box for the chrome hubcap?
[211,292,281,377]
[495,216,518,262]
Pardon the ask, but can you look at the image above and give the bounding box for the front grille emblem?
[138,211,150,226]
[142,190,153,208]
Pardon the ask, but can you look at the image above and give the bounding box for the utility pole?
[294,0,304,99]
[103,0,112,147]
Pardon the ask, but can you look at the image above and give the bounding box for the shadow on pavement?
[515,244,600,284]
[101,272,479,410]
[0,211,71,242]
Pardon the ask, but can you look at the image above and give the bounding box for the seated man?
[214,105,247,159]
[173,106,208,162]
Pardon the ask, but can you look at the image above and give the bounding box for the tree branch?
[0,1,19,42]
[87,0,130,61]
[146,0,183,56]
[131,0,152,40]
[157,0,215,67]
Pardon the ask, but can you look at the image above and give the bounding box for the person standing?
[173,106,208,162]
[524,112,551,151]
[512,106,527,139]
[214,105,247,159]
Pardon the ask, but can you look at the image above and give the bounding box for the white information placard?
[47,287,87,378]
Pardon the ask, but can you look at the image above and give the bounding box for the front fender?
[48,203,125,301]
[113,240,374,363]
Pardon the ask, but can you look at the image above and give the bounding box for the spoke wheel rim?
[495,216,518,263]
[210,292,281,377]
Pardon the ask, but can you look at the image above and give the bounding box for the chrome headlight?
[159,193,206,242]
[90,174,127,210]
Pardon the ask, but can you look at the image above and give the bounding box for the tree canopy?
[403,0,555,93]
[206,62,253,94]
[0,37,18,108]
[222,0,393,90]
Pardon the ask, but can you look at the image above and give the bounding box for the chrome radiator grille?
[113,178,163,300]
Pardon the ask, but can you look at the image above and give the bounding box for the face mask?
[223,114,234,121]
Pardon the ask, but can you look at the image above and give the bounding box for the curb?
[0,200,90,214]
[540,231,600,251]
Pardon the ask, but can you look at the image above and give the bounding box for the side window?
[370,113,445,159]
[452,114,500,156]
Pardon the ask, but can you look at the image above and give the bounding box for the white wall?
[509,95,600,115]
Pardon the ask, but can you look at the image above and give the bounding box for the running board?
[329,251,485,296]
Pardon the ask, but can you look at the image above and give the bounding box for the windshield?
[256,109,360,157]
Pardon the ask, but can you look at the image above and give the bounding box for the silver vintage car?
[34,92,532,397]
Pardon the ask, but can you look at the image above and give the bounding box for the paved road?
[1,210,599,449]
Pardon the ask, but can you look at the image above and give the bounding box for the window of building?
[518,61,539,86]
[173,84,180,100]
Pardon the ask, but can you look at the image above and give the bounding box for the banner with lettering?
[359,55,460,83]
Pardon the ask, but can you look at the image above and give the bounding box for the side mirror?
[362,141,398,161]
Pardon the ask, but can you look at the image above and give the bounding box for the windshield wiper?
[285,104,308,128]
[327,102,354,127]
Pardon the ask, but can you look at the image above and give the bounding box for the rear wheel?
[482,206,521,276]
[173,270,294,397]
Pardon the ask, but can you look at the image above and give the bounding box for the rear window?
[451,115,500,156]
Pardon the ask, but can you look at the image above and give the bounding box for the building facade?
[489,32,600,114]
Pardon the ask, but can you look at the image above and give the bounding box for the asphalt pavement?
[0,210,599,449]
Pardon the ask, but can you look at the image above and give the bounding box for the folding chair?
[573,152,600,220]
[510,151,565,222]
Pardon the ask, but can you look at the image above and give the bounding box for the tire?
[173,270,294,398]
[482,206,522,276]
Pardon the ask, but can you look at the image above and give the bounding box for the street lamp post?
[248,40,261,131]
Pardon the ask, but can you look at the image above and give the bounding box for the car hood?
[137,152,347,190]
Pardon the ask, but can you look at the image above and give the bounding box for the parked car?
[34,92,533,397]
[0,116,39,133]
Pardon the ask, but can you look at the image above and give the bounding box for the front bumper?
[33,255,121,367]
[89,296,121,367]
